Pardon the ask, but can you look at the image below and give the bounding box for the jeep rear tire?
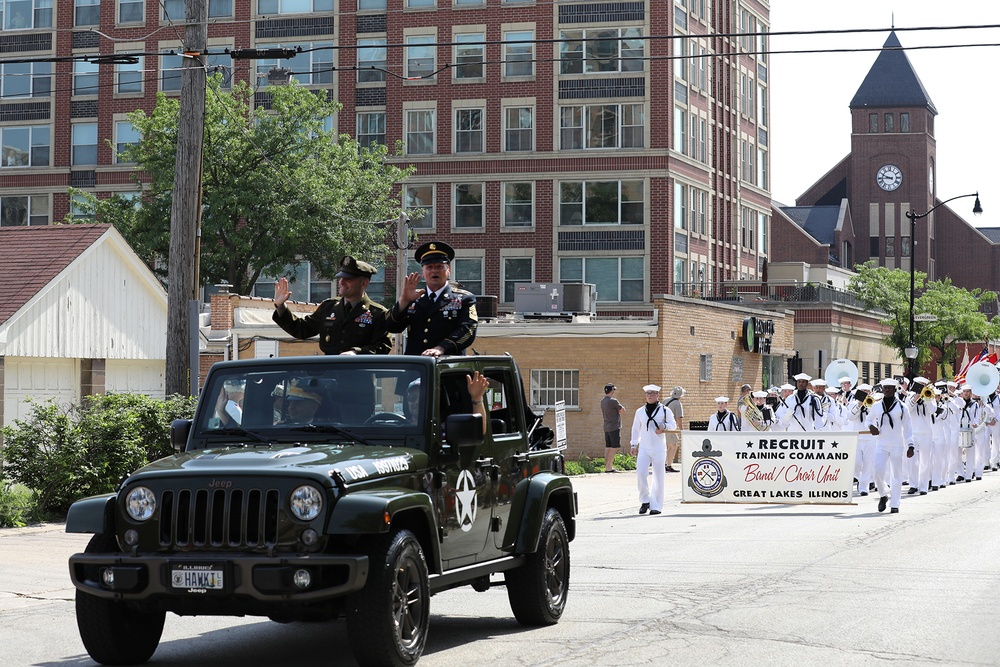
[346,528,430,667]
[76,534,165,665]
[506,507,570,625]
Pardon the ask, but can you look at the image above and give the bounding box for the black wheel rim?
[543,527,568,606]
[391,549,426,653]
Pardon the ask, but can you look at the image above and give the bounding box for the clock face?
[876,164,903,191]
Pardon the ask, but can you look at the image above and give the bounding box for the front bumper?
[69,551,368,602]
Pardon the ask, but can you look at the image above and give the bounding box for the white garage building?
[0,224,167,431]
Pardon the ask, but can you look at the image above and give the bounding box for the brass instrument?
[742,394,768,431]
[920,385,935,401]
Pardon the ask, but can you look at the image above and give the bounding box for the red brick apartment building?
[0,0,772,309]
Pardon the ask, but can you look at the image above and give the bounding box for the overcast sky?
[768,0,1000,228]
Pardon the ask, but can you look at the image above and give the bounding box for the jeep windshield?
[191,360,428,449]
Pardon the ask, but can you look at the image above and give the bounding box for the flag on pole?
[955,346,988,384]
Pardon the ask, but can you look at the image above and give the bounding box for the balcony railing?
[673,281,869,309]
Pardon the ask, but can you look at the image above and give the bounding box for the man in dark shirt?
[386,241,478,356]
[271,256,392,355]
[601,383,626,473]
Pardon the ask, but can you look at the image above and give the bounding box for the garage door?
[3,357,79,427]
[105,360,165,397]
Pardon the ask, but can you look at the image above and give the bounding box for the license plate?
[171,564,225,591]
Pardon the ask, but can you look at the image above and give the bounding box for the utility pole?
[165,0,207,396]
[394,212,408,354]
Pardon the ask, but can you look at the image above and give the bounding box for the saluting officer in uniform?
[272,256,392,355]
[387,241,478,356]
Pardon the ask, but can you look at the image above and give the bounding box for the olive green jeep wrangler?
[66,354,575,666]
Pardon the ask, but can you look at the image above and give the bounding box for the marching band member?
[838,375,855,399]
[866,378,915,514]
[770,384,794,432]
[847,383,876,496]
[629,384,676,515]
[751,390,776,431]
[972,388,994,479]
[906,377,934,496]
[777,373,824,432]
[944,381,962,484]
[811,379,831,429]
[985,386,1000,472]
[823,386,846,431]
[736,384,752,424]
[957,384,985,482]
[929,386,950,491]
[709,396,741,431]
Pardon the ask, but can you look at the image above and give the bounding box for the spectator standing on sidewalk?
[601,383,626,473]
[663,386,685,473]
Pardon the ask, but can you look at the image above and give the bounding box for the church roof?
[778,205,841,245]
[977,228,1000,244]
[850,32,938,114]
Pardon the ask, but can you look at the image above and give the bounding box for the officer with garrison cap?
[387,241,478,356]
[272,256,392,355]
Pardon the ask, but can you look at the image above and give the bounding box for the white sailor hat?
[880,378,899,388]
[642,384,661,392]
[715,396,730,403]
[825,387,841,394]
[793,373,811,381]
[751,390,768,398]
[779,383,795,391]
[838,376,852,384]
[947,381,959,387]
[812,378,828,386]
[913,376,929,385]
[856,383,872,392]
[934,388,943,396]
[960,383,973,391]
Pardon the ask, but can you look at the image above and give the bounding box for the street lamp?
[903,192,983,378]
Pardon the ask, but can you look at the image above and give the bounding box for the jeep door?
[482,365,526,551]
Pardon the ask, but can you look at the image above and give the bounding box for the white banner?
[681,431,858,504]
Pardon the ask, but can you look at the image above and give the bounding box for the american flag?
[955,346,991,384]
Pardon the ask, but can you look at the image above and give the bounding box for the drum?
[959,427,974,449]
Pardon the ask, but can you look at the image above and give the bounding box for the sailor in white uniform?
[708,396,741,431]
[906,377,935,496]
[629,384,676,515]
[846,383,875,496]
[777,373,824,432]
[866,378,915,513]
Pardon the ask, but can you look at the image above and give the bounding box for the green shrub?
[564,452,637,475]
[0,481,34,528]
[0,393,197,516]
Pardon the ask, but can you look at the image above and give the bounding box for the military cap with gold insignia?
[414,241,455,265]
[335,255,377,278]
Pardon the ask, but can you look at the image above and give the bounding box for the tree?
[70,78,413,296]
[847,261,1000,377]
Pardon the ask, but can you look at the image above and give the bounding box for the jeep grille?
[158,488,281,548]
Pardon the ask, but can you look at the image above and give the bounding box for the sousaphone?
[967,361,1000,398]
[824,358,859,390]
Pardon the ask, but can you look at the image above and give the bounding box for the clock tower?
[848,32,938,278]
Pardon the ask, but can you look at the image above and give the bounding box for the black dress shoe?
[649,510,662,515]
[890,507,899,514]
[859,491,868,496]
[966,478,973,483]
[878,496,888,512]
[907,487,919,495]
[976,476,983,481]
[639,503,649,515]
[665,466,679,473]
[869,483,877,491]
[919,491,927,495]
[957,476,965,482]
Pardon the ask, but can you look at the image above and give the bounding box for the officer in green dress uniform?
[272,256,392,355]
[386,241,478,356]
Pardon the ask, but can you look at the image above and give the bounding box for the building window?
[454,33,485,79]
[73,60,99,97]
[406,35,435,79]
[357,39,387,83]
[358,0,385,8]
[252,261,332,303]
[0,125,49,167]
[504,106,532,151]
[406,0,434,6]
[503,30,534,77]
[454,183,483,228]
[675,182,687,230]
[869,236,879,257]
[453,257,483,295]
[71,123,98,165]
[503,182,533,227]
[119,0,143,22]
[559,103,644,149]
[503,257,532,302]
[559,28,644,74]
[456,0,483,4]
[114,121,140,163]
[560,180,643,225]
[74,0,99,26]
[900,112,910,133]
[405,184,434,229]
[869,113,878,133]
[165,0,236,18]
[116,56,143,94]
[758,211,768,254]
[162,53,231,91]
[530,369,579,409]
[885,237,895,257]
[405,109,434,155]
[699,353,712,382]
[1,61,51,99]
[561,256,644,302]
[757,148,767,189]
[884,113,894,132]
[356,111,385,147]
[0,194,48,226]
[673,106,686,153]
[901,236,911,257]
[2,0,52,29]
[256,42,333,86]
[455,108,483,153]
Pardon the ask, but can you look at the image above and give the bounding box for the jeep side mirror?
[170,419,192,452]
[445,414,484,448]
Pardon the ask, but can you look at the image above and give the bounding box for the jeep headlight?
[125,486,157,522]
[289,485,323,521]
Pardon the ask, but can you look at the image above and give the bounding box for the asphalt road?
[3,470,1000,666]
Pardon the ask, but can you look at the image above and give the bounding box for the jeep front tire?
[506,507,570,625]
